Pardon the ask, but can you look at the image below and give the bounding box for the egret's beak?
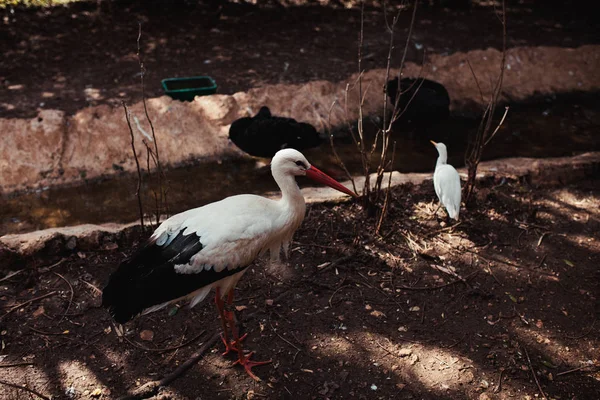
[430,140,438,146]
[305,166,357,197]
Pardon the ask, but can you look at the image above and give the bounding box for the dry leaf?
[563,259,575,267]
[370,310,386,318]
[32,306,45,318]
[91,388,102,397]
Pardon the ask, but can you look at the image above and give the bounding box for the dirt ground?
[1,0,598,119]
[0,175,599,399]
[1,1,599,399]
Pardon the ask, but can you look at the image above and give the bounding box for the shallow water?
[1,92,599,236]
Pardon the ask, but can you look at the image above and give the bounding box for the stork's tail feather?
[102,261,145,324]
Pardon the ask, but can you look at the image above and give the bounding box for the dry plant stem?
[356,2,369,198]
[376,141,397,234]
[123,101,145,229]
[522,345,548,400]
[327,101,357,193]
[556,365,595,376]
[0,270,22,283]
[464,0,508,204]
[376,1,418,198]
[137,23,168,226]
[123,330,206,353]
[0,379,51,400]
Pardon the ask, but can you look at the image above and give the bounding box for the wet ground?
[2,91,599,236]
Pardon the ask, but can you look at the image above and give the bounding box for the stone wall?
[1,45,598,193]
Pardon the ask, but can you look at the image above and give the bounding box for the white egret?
[431,140,461,220]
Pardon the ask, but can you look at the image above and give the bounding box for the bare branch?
[122,102,145,229]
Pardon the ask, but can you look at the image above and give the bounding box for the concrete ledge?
[1,151,598,265]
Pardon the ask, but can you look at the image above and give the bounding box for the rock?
[0,222,139,257]
[1,46,600,194]
[0,110,65,192]
[398,348,413,357]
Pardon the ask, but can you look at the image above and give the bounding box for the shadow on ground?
[1,175,598,399]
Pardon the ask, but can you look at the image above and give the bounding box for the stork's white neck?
[272,169,306,216]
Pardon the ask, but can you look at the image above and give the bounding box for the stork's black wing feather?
[102,230,247,323]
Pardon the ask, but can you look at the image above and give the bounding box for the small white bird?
[431,141,461,220]
[102,148,356,380]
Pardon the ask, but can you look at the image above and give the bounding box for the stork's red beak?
[305,166,357,197]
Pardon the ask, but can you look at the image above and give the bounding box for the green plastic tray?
[161,76,217,101]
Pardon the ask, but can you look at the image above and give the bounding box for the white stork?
[102,148,357,380]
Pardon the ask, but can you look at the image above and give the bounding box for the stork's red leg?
[227,288,271,381]
[224,288,248,345]
[215,288,237,356]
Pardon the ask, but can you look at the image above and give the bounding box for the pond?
[1,91,598,236]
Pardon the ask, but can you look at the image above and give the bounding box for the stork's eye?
[295,160,307,169]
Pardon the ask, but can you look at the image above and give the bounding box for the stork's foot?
[220,332,248,356]
[233,352,272,381]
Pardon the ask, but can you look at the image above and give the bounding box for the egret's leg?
[215,288,236,355]
[228,288,271,381]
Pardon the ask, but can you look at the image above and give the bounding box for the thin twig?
[1,291,57,321]
[269,320,302,352]
[317,254,355,274]
[565,319,596,340]
[0,362,35,368]
[137,22,167,226]
[118,332,219,400]
[38,258,67,273]
[396,271,478,291]
[329,284,352,308]
[123,101,145,229]
[493,368,504,393]
[373,340,400,359]
[376,142,396,234]
[123,330,206,353]
[0,379,51,400]
[0,270,23,283]
[53,272,74,323]
[79,278,103,296]
[522,345,548,400]
[425,221,462,238]
[28,326,71,336]
[556,365,596,377]
[327,100,357,193]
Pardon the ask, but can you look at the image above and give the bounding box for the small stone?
[398,348,413,357]
[140,330,154,341]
